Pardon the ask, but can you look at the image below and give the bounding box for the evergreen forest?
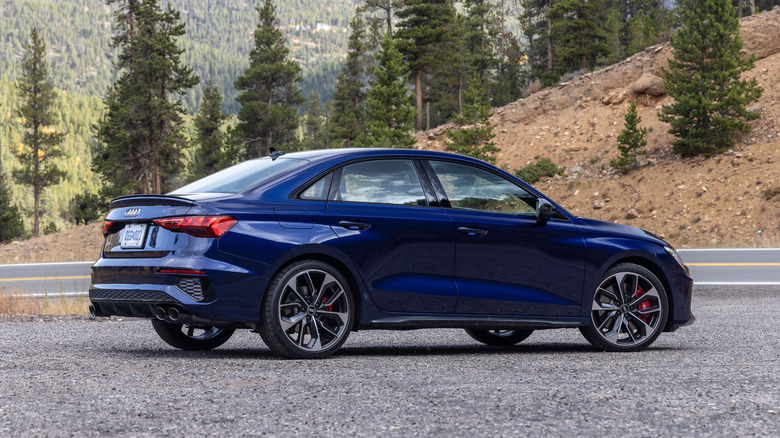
[0,0,768,240]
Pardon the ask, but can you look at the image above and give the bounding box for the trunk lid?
[103,195,198,258]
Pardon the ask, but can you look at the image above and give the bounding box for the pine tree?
[13,28,66,237]
[610,101,647,172]
[303,91,327,150]
[426,13,471,128]
[395,0,455,132]
[191,82,229,181]
[0,173,25,243]
[521,0,557,86]
[234,0,304,158]
[658,0,762,157]
[93,0,199,196]
[491,37,526,107]
[361,0,402,35]
[330,12,368,148]
[445,74,499,164]
[464,0,499,82]
[548,0,609,72]
[357,34,417,149]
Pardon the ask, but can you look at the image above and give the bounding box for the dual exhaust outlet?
[154,306,192,324]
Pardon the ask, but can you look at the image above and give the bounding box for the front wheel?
[465,329,534,346]
[580,263,668,352]
[151,320,235,350]
[259,260,354,359]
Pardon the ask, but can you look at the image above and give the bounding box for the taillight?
[102,221,121,237]
[153,216,237,238]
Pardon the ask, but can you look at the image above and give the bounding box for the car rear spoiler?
[109,195,196,209]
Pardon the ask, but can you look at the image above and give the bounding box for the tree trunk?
[426,101,430,132]
[32,124,40,237]
[750,0,755,15]
[386,0,392,35]
[738,0,744,18]
[153,167,161,194]
[415,68,423,132]
[546,18,553,72]
[458,68,463,115]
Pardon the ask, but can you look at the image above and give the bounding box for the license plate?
[120,224,147,249]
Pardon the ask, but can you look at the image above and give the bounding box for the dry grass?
[0,287,90,316]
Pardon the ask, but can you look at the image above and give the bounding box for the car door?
[326,158,457,313]
[424,159,585,317]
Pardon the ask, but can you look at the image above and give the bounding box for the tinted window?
[299,172,333,200]
[171,157,306,195]
[429,161,536,215]
[333,160,426,206]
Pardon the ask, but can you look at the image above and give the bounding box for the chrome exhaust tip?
[167,307,180,322]
[153,307,167,321]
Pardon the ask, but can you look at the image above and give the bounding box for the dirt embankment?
[0,222,103,264]
[419,8,780,248]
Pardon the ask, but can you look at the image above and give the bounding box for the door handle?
[339,220,371,231]
[458,226,488,237]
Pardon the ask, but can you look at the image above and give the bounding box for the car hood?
[575,217,667,246]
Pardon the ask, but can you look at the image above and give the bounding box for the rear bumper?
[89,255,271,325]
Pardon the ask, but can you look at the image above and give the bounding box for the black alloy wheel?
[580,263,668,352]
[259,260,354,359]
[151,319,235,350]
[465,329,534,346]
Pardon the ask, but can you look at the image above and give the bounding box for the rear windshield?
[170,157,307,195]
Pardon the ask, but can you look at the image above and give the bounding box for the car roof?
[281,148,487,166]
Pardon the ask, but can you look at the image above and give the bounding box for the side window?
[299,172,333,200]
[429,161,536,215]
[332,160,426,206]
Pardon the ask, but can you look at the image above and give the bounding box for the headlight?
[664,246,688,273]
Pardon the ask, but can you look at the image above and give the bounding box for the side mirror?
[536,199,554,226]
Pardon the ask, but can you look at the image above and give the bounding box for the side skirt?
[367,315,589,330]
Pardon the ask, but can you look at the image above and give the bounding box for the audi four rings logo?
[124,208,141,217]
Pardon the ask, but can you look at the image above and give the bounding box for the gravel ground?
[1,286,778,437]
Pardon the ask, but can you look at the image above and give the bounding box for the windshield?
[170,157,307,195]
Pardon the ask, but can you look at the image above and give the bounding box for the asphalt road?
[0,286,778,436]
[1,248,779,296]
[0,262,92,297]
[678,248,780,285]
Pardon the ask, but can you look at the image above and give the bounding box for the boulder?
[630,73,665,96]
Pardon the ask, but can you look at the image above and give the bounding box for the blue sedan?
[90,148,694,358]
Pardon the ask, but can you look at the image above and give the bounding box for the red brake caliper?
[635,285,650,322]
[322,296,332,323]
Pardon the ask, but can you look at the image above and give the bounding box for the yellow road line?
[687,263,780,267]
[0,275,90,282]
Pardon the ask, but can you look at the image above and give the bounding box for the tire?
[151,319,235,350]
[259,260,354,359]
[580,263,668,352]
[465,329,534,346]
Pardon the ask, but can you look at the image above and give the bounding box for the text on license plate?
[120,224,147,249]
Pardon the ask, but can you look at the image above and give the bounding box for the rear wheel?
[259,260,354,359]
[580,263,668,352]
[151,320,235,350]
[465,329,534,346]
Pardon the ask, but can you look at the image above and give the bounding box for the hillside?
[2,7,779,263]
[0,0,360,111]
[419,8,780,248]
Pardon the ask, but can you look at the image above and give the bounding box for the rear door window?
[331,160,427,206]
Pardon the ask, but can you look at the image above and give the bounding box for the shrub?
[515,158,564,183]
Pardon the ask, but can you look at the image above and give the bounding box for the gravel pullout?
[1,287,778,437]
